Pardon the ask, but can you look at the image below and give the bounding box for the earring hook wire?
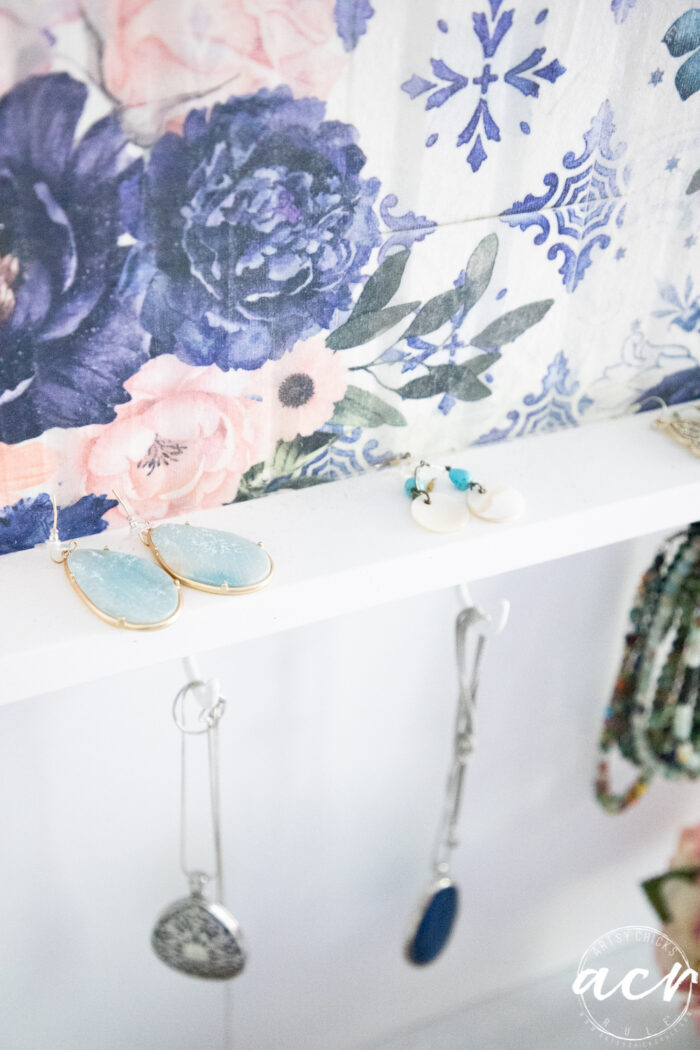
[46,492,76,562]
[50,492,58,535]
[112,488,151,540]
[635,396,669,414]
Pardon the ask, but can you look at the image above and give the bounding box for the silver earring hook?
[47,493,63,563]
[49,492,59,538]
[635,395,669,415]
[111,488,132,516]
[46,493,76,563]
[112,487,151,539]
[412,460,433,504]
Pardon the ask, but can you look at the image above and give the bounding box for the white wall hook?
[182,655,221,713]
[457,584,510,636]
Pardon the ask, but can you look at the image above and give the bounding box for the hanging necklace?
[596,523,700,813]
[404,605,488,965]
[151,679,246,979]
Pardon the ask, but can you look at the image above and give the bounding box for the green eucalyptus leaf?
[462,232,499,314]
[352,249,410,316]
[471,299,553,349]
[326,301,420,350]
[240,461,265,485]
[281,475,329,491]
[641,867,700,924]
[402,289,461,339]
[234,461,266,501]
[398,354,499,401]
[455,352,499,376]
[331,385,406,427]
[687,168,700,195]
[663,10,700,57]
[676,50,700,101]
[269,431,337,475]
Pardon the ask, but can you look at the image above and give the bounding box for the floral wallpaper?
[1,0,699,552]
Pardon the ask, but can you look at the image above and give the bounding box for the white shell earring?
[406,461,472,534]
[405,460,525,531]
[466,485,526,524]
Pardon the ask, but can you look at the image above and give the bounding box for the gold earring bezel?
[63,548,183,630]
[144,529,275,595]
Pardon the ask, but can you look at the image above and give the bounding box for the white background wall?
[2,532,700,1050]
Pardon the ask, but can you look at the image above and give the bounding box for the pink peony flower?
[77,355,273,520]
[248,335,348,442]
[82,0,346,141]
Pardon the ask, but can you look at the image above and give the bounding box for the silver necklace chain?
[172,679,234,1047]
[431,607,488,878]
[173,680,227,896]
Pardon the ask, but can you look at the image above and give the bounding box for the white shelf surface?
[1,407,699,706]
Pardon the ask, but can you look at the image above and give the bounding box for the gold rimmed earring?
[112,492,274,595]
[46,494,182,630]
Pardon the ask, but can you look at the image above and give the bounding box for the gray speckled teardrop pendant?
[147,523,273,594]
[151,875,246,980]
[405,879,459,966]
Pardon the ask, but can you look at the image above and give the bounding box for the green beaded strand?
[595,525,700,813]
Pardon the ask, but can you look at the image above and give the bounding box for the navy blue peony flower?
[0,74,150,444]
[126,88,380,370]
[0,493,116,555]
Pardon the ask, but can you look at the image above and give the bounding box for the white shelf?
[1,407,699,706]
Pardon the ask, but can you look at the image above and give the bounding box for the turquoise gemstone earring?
[47,495,182,630]
[405,461,486,533]
[113,492,274,595]
[405,461,525,531]
[446,467,472,491]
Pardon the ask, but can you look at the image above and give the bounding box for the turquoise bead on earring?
[447,467,471,491]
[405,477,426,498]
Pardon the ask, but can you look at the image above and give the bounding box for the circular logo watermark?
[572,925,697,1045]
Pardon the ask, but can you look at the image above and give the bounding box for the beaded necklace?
[596,523,700,813]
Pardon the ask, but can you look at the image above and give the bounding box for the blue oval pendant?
[147,523,273,594]
[65,548,182,629]
[405,880,459,966]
